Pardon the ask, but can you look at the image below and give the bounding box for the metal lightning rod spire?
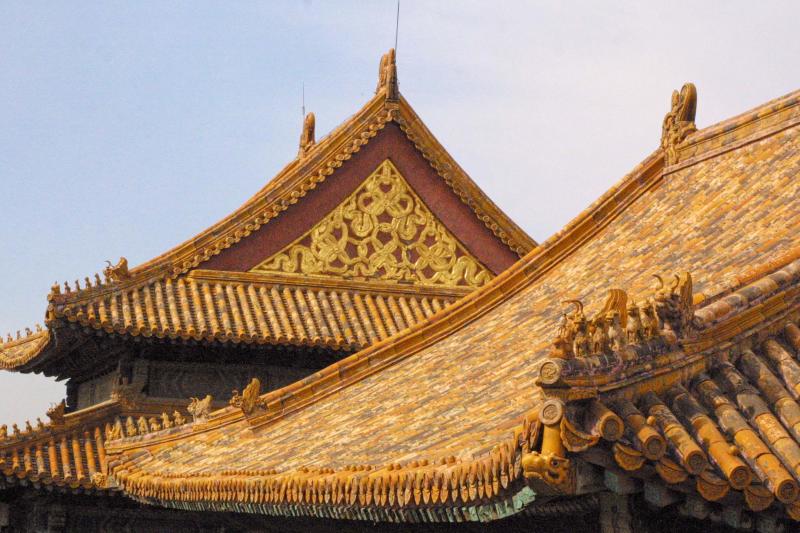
[394,0,400,53]
[302,82,305,119]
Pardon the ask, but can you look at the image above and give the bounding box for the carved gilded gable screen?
[250,159,492,289]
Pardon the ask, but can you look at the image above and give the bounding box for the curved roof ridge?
[671,87,800,169]
[688,87,800,145]
[97,261,800,514]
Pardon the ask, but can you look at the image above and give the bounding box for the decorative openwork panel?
[250,159,492,288]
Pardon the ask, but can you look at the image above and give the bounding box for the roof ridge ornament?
[540,271,700,390]
[46,399,67,427]
[104,257,130,283]
[376,48,399,101]
[298,111,315,157]
[661,83,698,166]
[229,377,266,416]
[187,394,213,422]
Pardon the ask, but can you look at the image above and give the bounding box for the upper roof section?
[0,49,536,377]
[111,48,534,279]
[95,84,800,523]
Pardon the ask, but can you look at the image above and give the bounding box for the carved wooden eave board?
[0,49,536,376]
[90,87,800,524]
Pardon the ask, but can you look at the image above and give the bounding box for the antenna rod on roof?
[302,82,305,119]
[394,0,400,53]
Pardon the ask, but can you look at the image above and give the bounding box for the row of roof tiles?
[0,276,462,372]
[560,321,800,520]
[0,329,49,370]
[1,423,105,490]
[52,275,459,351]
[0,399,194,493]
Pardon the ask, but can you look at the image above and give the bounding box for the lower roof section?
[0,396,191,493]
[92,91,800,521]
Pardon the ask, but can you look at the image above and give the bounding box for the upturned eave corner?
[533,254,800,520]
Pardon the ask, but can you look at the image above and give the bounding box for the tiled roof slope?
[0,276,462,376]
[0,397,191,493]
[0,49,535,375]
[97,87,800,522]
[55,273,460,350]
[568,323,800,516]
[0,330,49,370]
[534,257,800,520]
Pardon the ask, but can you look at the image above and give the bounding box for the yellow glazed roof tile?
[95,87,800,519]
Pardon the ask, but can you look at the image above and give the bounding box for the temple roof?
[95,86,800,522]
[0,329,48,370]
[0,395,189,493]
[0,49,534,377]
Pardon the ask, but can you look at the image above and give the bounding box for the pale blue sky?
[2,1,799,425]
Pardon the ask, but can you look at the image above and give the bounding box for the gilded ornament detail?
[661,82,698,165]
[250,159,492,289]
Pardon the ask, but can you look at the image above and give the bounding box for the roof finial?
[376,49,398,101]
[298,111,316,157]
[661,83,697,166]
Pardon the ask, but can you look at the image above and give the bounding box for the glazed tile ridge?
[672,88,800,167]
